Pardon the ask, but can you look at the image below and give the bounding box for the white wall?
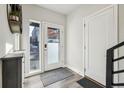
[66,4,109,76]
[0,5,14,88]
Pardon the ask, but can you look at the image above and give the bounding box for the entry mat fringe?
[40,67,74,87]
[77,77,104,88]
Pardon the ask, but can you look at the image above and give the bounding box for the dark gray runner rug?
[40,68,74,87]
[77,77,103,88]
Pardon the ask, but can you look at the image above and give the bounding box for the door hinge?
[84,23,86,28]
[84,68,86,72]
[84,46,86,50]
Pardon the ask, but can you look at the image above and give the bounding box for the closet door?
[85,6,118,85]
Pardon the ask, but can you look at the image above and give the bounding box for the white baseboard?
[66,65,84,77]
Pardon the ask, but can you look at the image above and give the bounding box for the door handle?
[44,44,47,49]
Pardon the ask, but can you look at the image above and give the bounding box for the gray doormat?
[40,68,74,87]
[77,77,103,88]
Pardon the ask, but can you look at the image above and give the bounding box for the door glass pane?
[47,27,60,64]
[29,22,40,71]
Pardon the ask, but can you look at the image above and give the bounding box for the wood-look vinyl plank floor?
[24,68,83,88]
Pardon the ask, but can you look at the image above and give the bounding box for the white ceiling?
[38,4,81,15]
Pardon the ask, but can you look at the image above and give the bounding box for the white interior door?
[84,5,118,85]
[44,22,64,71]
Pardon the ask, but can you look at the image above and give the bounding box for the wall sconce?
[7,4,22,34]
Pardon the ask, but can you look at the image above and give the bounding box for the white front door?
[84,5,118,85]
[44,22,64,71]
[25,21,64,76]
